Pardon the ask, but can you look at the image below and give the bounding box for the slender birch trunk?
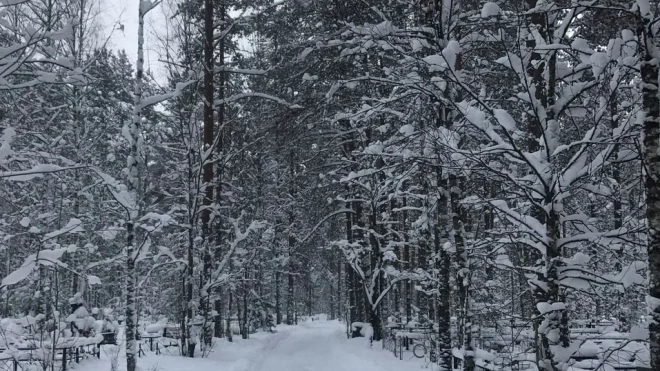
[125,2,147,370]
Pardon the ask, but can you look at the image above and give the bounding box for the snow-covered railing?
[0,335,102,371]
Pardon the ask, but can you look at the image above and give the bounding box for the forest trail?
[243,320,398,371]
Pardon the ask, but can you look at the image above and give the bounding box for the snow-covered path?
[245,321,402,371]
[79,319,426,371]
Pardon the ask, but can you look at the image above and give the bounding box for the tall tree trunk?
[450,173,473,371]
[215,288,224,338]
[524,2,569,368]
[275,260,282,324]
[345,197,356,327]
[347,263,356,325]
[368,206,382,341]
[287,268,294,325]
[436,168,452,370]
[639,11,660,371]
[125,2,147,369]
[186,173,195,356]
[403,196,411,324]
[307,271,313,316]
[286,152,296,325]
[390,198,401,323]
[242,271,249,339]
[199,0,215,349]
[181,269,189,356]
[538,207,569,370]
[213,0,226,340]
[337,249,342,320]
[330,281,336,320]
[610,89,628,330]
[274,186,282,325]
[226,291,233,342]
[354,200,366,323]
[424,2,458,367]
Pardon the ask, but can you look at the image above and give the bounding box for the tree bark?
[213,0,226,340]
[436,168,452,370]
[199,0,215,349]
[226,291,233,342]
[286,152,296,325]
[368,206,382,341]
[242,271,249,339]
[450,173,473,371]
[640,12,660,370]
[403,196,411,324]
[523,3,569,368]
[286,267,294,325]
[346,201,356,326]
[337,249,342,320]
[125,2,147,368]
[275,262,282,324]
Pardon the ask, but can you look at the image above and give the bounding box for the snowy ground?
[77,319,434,371]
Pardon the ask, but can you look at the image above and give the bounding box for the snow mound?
[481,2,501,18]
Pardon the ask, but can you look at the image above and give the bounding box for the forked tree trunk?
[368,206,382,342]
[523,2,569,369]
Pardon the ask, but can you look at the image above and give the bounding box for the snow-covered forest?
[0,0,659,371]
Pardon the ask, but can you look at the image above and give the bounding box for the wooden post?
[62,348,67,371]
[76,347,79,363]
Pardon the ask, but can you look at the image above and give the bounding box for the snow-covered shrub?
[65,304,95,337]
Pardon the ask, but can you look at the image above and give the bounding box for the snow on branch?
[42,218,84,241]
[1,247,72,287]
[0,164,87,180]
[214,66,267,75]
[490,199,547,251]
[0,0,30,6]
[89,167,136,214]
[298,208,355,245]
[139,0,162,15]
[206,219,267,289]
[137,80,195,110]
[215,92,302,109]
